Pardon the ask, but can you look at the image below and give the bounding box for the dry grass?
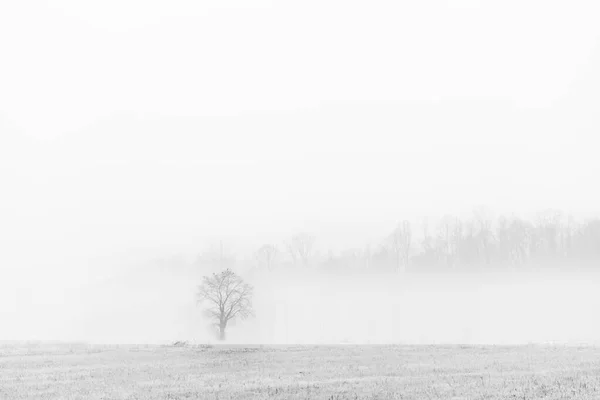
[2,342,600,399]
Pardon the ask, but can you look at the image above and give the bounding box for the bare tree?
[506,216,532,267]
[364,244,372,269]
[473,206,495,265]
[196,269,254,341]
[286,232,316,266]
[562,214,577,258]
[534,209,563,258]
[438,215,459,267]
[387,220,412,272]
[256,244,279,271]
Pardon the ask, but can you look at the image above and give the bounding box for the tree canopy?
[196,269,254,340]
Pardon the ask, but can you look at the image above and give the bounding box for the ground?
[2,342,600,399]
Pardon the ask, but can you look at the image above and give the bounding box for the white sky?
[1,0,599,284]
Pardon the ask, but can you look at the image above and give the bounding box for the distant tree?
[256,244,279,271]
[387,220,412,272]
[473,206,495,265]
[575,218,600,262]
[533,209,563,260]
[506,216,532,267]
[196,269,254,341]
[495,216,511,265]
[562,215,577,259]
[438,215,460,268]
[363,244,372,269]
[286,233,316,266]
[413,217,437,269]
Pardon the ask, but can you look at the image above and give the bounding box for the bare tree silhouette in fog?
[256,244,279,271]
[386,220,412,273]
[286,233,316,266]
[196,269,254,341]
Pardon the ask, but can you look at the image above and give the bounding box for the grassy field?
[2,342,600,399]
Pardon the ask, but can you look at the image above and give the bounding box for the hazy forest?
[4,205,600,346]
[199,207,600,274]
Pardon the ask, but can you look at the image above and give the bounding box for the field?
[2,343,600,399]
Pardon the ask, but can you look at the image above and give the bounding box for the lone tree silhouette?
[196,269,254,341]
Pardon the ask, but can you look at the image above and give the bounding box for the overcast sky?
[1,0,599,285]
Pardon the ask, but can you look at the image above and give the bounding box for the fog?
[4,264,600,346]
[1,1,600,345]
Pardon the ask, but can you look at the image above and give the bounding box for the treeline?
[193,208,600,274]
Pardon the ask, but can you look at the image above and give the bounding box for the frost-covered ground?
[2,342,600,399]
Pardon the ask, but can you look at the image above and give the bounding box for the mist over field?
[4,260,600,346]
[1,0,600,354]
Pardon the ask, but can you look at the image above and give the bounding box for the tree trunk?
[219,322,226,341]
